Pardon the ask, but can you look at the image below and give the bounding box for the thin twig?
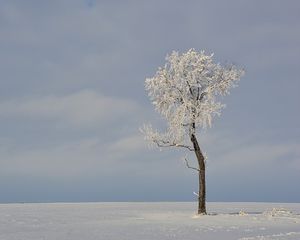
[184,157,199,172]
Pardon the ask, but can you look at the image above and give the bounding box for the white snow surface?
[0,202,299,240]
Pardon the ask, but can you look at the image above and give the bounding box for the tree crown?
[142,49,244,148]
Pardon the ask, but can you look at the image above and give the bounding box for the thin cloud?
[0,90,140,128]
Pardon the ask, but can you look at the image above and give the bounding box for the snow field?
[0,202,299,240]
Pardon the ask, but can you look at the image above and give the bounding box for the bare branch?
[175,144,195,151]
[186,80,193,96]
[184,157,199,172]
[154,140,194,151]
[197,87,200,100]
[199,92,207,101]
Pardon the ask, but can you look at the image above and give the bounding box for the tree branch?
[184,157,200,172]
[186,81,193,96]
[175,144,195,151]
[154,140,194,151]
[199,92,207,101]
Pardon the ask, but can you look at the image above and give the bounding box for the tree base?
[197,211,207,215]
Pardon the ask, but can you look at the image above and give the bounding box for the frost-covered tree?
[142,49,244,214]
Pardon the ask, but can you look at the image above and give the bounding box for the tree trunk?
[191,134,207,215]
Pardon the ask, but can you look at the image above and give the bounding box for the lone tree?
[142,49,244,214]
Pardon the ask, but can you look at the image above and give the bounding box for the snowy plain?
[0,202,299,240]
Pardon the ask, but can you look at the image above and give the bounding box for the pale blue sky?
[0,0,299,203]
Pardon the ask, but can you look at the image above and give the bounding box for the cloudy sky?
[0,0,299,203]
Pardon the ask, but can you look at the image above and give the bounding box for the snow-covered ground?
[0,202,299,240]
